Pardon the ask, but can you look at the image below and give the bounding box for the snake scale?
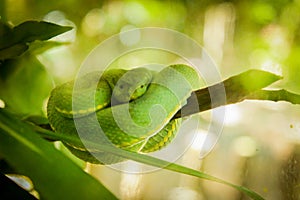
[47,64,200,164]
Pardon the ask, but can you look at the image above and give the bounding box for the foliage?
[1,0,300,199]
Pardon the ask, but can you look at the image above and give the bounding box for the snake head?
[113,68,153,103]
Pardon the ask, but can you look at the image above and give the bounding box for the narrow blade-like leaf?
[34,125,265,200]
[0,109,117,200]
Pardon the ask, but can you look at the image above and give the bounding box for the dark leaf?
[28,40,70,55]
[0,173,37,200]
[0,21,72,60]
[12,21,72,44]
[0,43,28,60]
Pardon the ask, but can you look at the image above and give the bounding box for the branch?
[245,89,300,104]
[174,69,300,118]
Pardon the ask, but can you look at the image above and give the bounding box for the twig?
[245,89,300,104]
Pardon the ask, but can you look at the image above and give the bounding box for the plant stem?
[245,89,300,104]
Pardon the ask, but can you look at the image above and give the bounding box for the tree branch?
[174,69,300,118]
[245,89,300,104]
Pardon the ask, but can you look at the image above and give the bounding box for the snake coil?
[47,64,200,164]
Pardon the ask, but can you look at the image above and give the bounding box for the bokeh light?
[119,25,141,46]
[81,8,106,37]
[0,99,5,108]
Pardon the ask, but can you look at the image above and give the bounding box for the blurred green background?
[2,0,300,199]
[3,0,300,90]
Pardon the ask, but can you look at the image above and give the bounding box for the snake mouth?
[112,84,150,104]
[130,84,149,100]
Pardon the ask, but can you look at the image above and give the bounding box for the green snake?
[47,64,200,164]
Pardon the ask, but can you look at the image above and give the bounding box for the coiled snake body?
[47,64,200,164]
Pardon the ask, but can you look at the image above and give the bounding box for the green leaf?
[34,124,265,200]
[0,21,72,60]
[12,21,72,44]
[0,43,28,60]
[230,69,282,93]
[0,55,52,115]
[0,21,72,50]
[175,69,283,118]
[0,109,117,200]
[0,21,12,41]
[0,159,17,174]
[28,40,70,55]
